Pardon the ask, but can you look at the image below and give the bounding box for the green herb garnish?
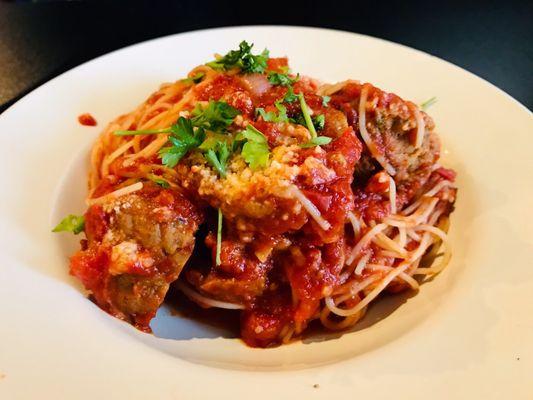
[158,117,205,168]
[291,113,325,133]
[300,136,332,148]
[202,141,230,177]
[52,215,85,234]
[206,41,269,74]
[283,86,298,103]
[114,100,240,170]
[313,114,325,131]
[420,97,437,111]
[216,208,223,266]
[180,72,205,85]
[147,174,170,188]
[237,124,270,170]
[191,100,240,132]
[322,95,331,107]
[298,93,317,139]
[256,102,288,123]
[267,72,299,87]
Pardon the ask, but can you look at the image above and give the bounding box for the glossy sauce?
[78,113,97,126]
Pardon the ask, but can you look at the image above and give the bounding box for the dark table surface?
[1,0,532,113]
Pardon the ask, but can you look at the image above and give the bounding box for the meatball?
[70,183,203,330]
[328,82,440,184]
[185,232,273,305]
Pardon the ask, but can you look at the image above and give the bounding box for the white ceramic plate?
[1,26,532,399]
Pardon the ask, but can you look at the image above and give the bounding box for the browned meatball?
[70,183,203,330]
[328,82,440,184]
[185,232,273,305]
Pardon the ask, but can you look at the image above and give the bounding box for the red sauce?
[196,75,241,102]
[256,85,289,107]
[69,58,455,348]
[78,113,97,126]
[84,205,109,242]
[90,175,122,198]
[226,90,254,115]
[353,189,389,223]
[70,246,110,300]
[252,119,283,145]
[266,57,288,72]
[241,288,293,347]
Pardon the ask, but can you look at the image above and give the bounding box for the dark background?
[1,0,532,113]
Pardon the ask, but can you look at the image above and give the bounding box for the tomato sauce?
[78,113,97,126]
[68,52,454,348]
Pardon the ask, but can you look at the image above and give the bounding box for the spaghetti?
[58,41,457,347]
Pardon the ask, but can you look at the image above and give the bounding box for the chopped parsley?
[300,136,332,148]
[256,102,288,123]
[216,208,223,266]
[267,72,299,87]
[201,140,230,177]
[321,95,331,107]
[293,94,332,147]
[237,124,270,170]
[313,114,325,131]
[291,112,325,133]
[147,174,170,188]
[298,93,317,139]
[114,100,240,171]
[283,86,298,103]
[180,72,205,85]
[206,41,269,74]
[191,100,240,132]
[52,214,85,234]
[158,117,205,168]
[420,96,437,111]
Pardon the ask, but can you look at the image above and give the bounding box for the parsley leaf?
[238,124,268,143]
[314,114,325,131]
[322,95,331,107]
[147,174,170,188]
[52,214,85,234]
[191,100,240,132]
[203,141,230,177]
[114,100,239,169]
[247,48,270,73]
[206,41,270,74]
[256,102,288,123]
[159,146,188,168]
[267,72,299,87]
[242,141,269,170]
[158,117,205,168]
[291,113,325,132]
[290,94,326,139]
[197,134,232,150]
[256,108,275,122]
[180,72,206,85]
[420,96,437,111]
[283,86,298,103]
[237,124,270,170]
[300,136,332,148]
